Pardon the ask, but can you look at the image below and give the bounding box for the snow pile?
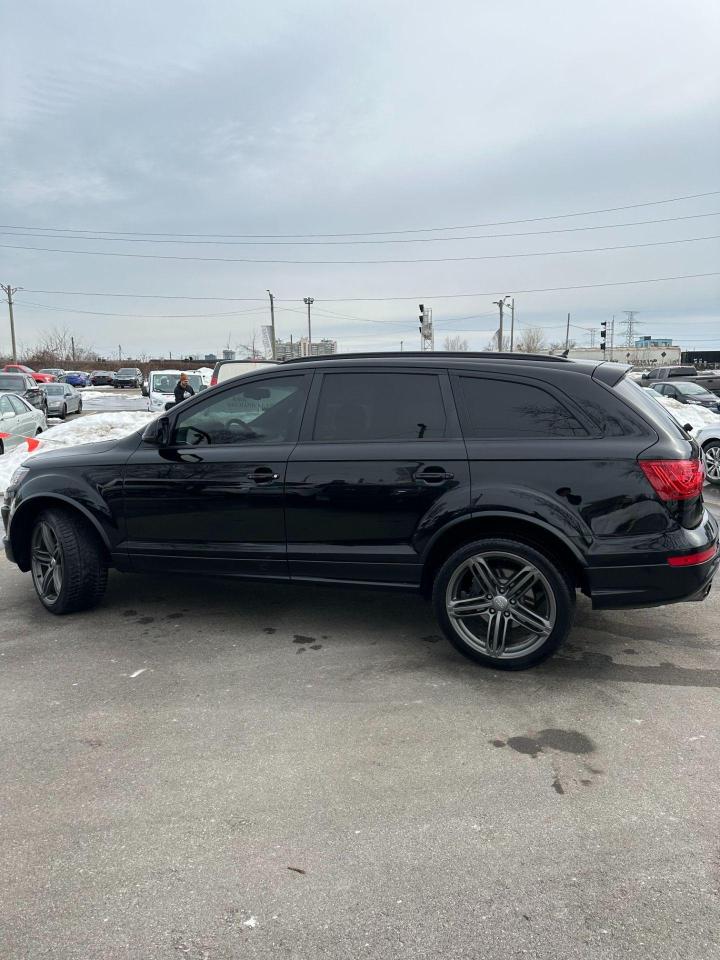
[653,394,720,430]
[0,411,155,495]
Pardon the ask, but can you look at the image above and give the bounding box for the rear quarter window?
[456,376,588,438]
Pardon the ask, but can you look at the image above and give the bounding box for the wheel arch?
[9,494,111,571]
[420,513,587,598]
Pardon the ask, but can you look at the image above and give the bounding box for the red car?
[2,363,56,383]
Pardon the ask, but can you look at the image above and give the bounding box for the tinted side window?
[313,372,446,441]
[0,395,14,415]
[172,375,308,446]
[458,376,587,438]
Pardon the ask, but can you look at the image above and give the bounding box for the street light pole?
[303,297,314,354]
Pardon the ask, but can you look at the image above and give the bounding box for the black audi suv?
[3,353,717,669]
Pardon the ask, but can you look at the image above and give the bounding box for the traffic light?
[600,321,607,352]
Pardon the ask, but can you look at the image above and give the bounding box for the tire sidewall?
[432,538,574,670]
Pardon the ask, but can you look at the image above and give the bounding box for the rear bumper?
[588,512,719,609]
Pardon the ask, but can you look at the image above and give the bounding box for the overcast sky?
[1,0,719,360]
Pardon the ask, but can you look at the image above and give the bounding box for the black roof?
[283,350,568,364]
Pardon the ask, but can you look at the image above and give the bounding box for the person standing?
[174,372,195,405]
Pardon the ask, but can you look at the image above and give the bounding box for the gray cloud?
[1,0,719,358]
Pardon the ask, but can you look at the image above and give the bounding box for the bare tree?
[23,325,97,368]
[548,338,576,354]
[515,326,547,353]
[443,335,469,352]
[484,334,511,351]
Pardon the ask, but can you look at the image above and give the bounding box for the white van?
[146,370,206,412]
[210,359,278,386]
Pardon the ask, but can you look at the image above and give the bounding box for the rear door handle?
[413,466,454,485]
[249,466,279,484]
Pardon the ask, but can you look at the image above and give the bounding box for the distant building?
[635,336,673,348]
[274,337,338,360]
[204,353,217,363]
[222,349,236,360]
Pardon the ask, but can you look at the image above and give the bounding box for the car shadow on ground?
[65,572,717,691]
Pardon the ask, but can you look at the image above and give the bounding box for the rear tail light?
[667,545,718,567]
[210,375,217,386]
[639,459,705,501]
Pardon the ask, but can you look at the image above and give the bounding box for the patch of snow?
[243,916,257,928]
[0,411,155,496]
[652,394,720,430]
[129,668,147,678]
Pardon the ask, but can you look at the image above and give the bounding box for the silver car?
[695,425,720,486]
[41,382,83,420]
[0,393,47,454]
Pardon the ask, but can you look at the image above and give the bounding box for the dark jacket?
[174,380,195,405]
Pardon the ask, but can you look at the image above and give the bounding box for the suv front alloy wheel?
[433,538,574,670]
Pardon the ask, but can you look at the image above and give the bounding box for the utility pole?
[118,345,122,363]
[266,290,276,359]
[492,297,505,351]
[71,336,76,363]
[564,313,571,351]
[1,283,21,362]
[303,297,314,354]
[508,297,515,351]
[400,340,404,352]
[610,315,615,362]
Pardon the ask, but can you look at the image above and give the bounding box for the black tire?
[30,508,108,614]
[432,537,575,670]
[702,441,720,486]
[0,439,4,456]
[59,404,67,420]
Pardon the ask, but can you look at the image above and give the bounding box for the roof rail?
[282,351,569,364]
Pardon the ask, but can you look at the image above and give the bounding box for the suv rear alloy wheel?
[433,538,574,669]
[30,508,108,614]
[703,442,720,486]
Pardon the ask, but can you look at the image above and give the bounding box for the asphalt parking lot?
[1,553,719,960]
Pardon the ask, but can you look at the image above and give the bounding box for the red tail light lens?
[210,375,217,386]
[639,459,705,501]
[667,545,718,567]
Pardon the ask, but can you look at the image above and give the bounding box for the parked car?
[144,370,206,412]
[41,383,83,419]
[90,370,116,386]
[38,368,66,380]
[2,353,717,670]
[641,365,720,397]
[2,363,56,384]
[62,370,90,388]
[649,380,720,412]
[694,425,720,486]
[0,372,48,414]
[0,394,47,454]
[113,367,143,388]
[210,358,277,386]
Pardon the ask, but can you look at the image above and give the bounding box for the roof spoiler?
[592,361,632,387]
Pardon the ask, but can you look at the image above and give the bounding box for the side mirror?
[683,423,694,433]
[142,416,170,446]
[141,384,149,397]
[640,373,649,380]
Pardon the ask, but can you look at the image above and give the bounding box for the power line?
[12,299,271,319]
[3,210,720,246]
[2,234,719,265]
[17,271,720,304]
[1,189,718,238]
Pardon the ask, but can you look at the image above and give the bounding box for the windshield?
[151,373,202,394]
[43,384,65,395]
[0,375,26,390]
[676,382,711,396]
[118,368,137,375]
